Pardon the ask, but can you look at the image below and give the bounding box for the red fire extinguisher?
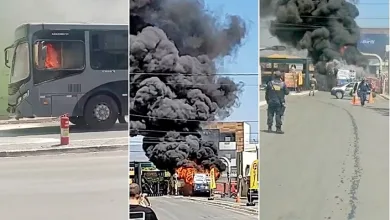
[60,114,70,145]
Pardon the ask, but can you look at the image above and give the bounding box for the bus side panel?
[72,80,128,116]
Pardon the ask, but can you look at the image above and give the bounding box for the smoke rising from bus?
[130,0,246,180]
[259,0,367,74]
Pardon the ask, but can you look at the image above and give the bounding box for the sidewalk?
[378,93,389,100]
[0,117,58,125]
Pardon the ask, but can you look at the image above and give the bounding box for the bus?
[4,23,128,129]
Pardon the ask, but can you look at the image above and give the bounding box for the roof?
[16,22,127,30]
[360,28,389,35]
[265,54,303,59]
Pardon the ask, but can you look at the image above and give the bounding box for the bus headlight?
[17,90,29,105]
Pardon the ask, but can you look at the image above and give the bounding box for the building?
[204,121,258,196]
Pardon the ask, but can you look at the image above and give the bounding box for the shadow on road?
[365,106,389,117]
[0,123,128,137]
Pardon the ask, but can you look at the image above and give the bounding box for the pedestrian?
[309,75,317,96]
[265,71,289,133]
[129,183,158,220]
[357,78,370,106]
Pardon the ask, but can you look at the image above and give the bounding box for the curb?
[0,117,58,125]
[0,144,128,157]
[185,198,258,215]
[379,94,389,100]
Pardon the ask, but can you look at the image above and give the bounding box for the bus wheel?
[84,95,118,129]
[69,116,86,127]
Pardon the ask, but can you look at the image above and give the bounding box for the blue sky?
[356,1,389,28]
[205,0,259,139]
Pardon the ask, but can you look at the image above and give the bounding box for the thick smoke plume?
[130,0,246,173]
[260,0,367,74]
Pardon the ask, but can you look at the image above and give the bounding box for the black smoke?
[130,0,246,173]
[260,0,367,74]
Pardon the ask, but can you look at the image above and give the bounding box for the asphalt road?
[260,92,389,220]
[0,122,127,150]
[0,151,128,220]
[149,196,257,220]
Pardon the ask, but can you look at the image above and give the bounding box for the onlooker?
[129,183,158,220]
[309,75,317,96]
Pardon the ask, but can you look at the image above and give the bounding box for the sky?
[129,0,259,161]
[355,1,389,28]
[204,0,259,137]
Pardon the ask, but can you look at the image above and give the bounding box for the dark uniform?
[358,79,370,106]
[265,72,289,133]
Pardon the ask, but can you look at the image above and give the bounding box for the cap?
[129,183,141,197]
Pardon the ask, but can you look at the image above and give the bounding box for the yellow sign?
[129,167,135,176]
[298,72,303,85]
[209,168,216,189]
[249,159,259,189]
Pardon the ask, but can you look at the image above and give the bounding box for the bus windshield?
[10,42,29,83]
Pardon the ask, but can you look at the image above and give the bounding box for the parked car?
[331,81,374,99]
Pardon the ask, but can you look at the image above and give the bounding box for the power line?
[130,72,259,76]
[298,15,389,19]
[130,82,260,86]
[129,113,259,123]
[260,22,389,30]
[130,140,259,145]
[129,128,259,135]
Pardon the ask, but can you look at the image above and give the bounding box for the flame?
[175,165,220,185]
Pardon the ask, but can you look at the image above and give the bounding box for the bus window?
[89,30,127,70]
[34,40,85,70]
[10,42,29,83]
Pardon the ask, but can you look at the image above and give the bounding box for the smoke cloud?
[130,0,246,173]
[259,0,367,74]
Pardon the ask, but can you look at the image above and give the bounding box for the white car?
[330,82,372,99]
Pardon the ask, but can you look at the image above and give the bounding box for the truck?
[4,23,128,129]
[193,173,211,196]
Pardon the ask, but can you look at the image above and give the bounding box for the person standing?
[265,71,289,134]
[309,75,317,96]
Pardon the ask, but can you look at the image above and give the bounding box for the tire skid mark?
[316,100,362,220]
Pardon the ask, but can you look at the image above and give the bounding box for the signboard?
[249,159,259,189]
[209,168,216,189]
[129,167,135,176]
[337,69,356,80]
[284,72,296,88]
[358,33,389,59]
[219,142,236,150]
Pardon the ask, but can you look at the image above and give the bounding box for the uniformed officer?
[265,71,289,133]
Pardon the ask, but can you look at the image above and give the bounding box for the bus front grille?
[68,84,81,93]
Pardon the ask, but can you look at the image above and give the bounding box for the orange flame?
[175,165,221,185]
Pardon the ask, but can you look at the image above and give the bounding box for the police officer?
[265,71,289,133]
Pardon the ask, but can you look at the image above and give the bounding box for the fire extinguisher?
[60,114,70,145]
